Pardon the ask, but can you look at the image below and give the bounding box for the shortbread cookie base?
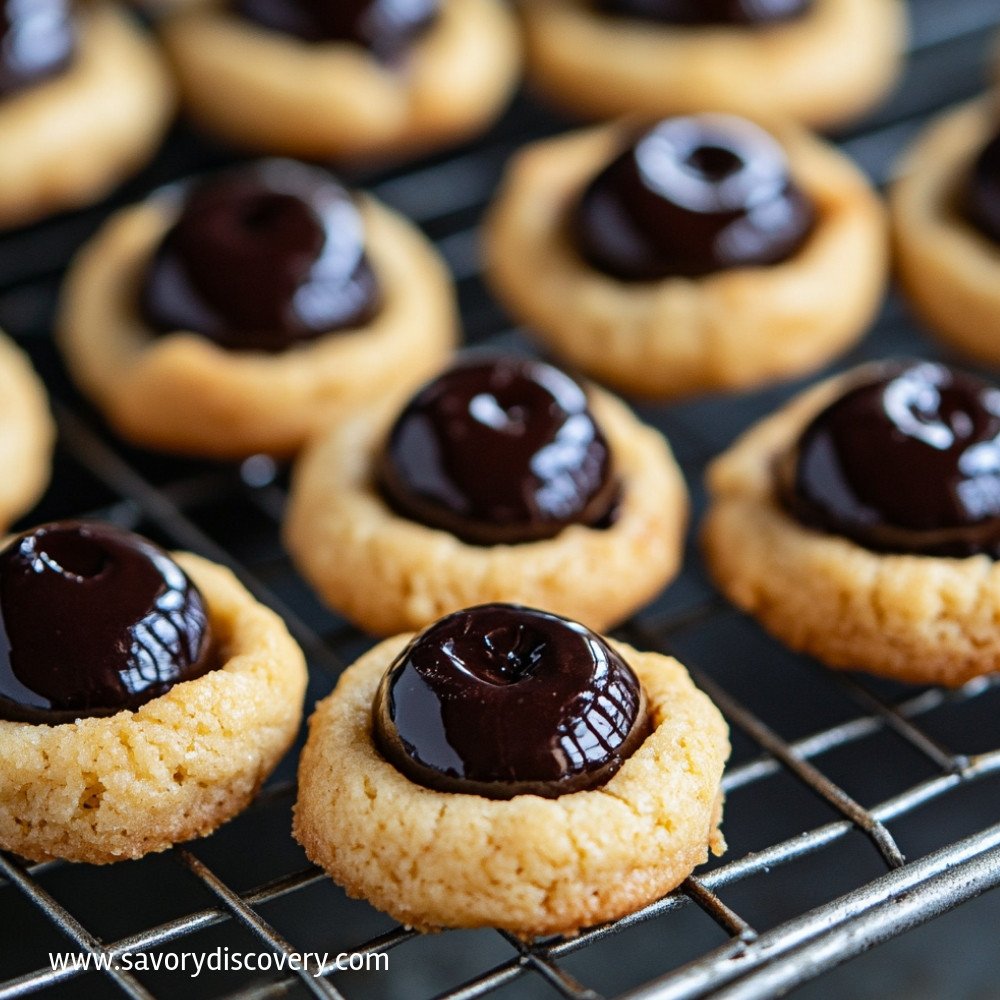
[0,333,54,529]
[520,0,905,130]
[58,192,457,458]
[0,554,307,864]
[160,0,520,160]
[294,635,728,937]
[284,387,688,636]
[484,121,888,399]
[703,374,1000,687]
[891,97,1000,366]
[0,4,174,229]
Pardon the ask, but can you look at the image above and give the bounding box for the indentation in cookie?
[777,360,1000,557]
[592,0,811,26]
[0,0,76,98]
[572,113,815,280]
[234,0,439,63]
[377,354,621,545]
[0,521,215,724]
[372,603,651,798]
[964,129,1000,246]
[140,160,381,353]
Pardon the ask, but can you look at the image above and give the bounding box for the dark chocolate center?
[235,0,439,62]
[377,355,620,546]
[778,361,1000,558]
[573,114,815,281]
[592,0,812,26]
[140,160,381,354]
[373,603,651,798]
[0,521,215,724]
[0,0,76,99]
[965,129,1000,246]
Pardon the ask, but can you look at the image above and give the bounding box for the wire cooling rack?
[3,1,1000,998]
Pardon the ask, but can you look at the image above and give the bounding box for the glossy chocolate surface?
[779,361,1000,557]
[373,603,651,798]
[378,355,620,546]
[235,0,439,61]
[965,129,1000,246]
[573,114,815,281]
[0,522,215,724]
[0,0,76,99]
[593,0,811,26]
[141,160,380,353]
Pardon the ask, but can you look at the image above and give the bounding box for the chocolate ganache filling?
[778,361,1000,558]
[0,0,77,99]
[573,114,815,281]
[592,0,811,26]
[140,160,381,353]
[0,521,215,724]
[235,0,439,62]
[377,355,620,546]
[373,603,651,798]
[964,129,1000,246]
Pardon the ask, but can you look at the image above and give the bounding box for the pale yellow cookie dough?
[159,0,521,161]
[703,372,1000,687]
[520,0,905,130]
[293,633,728,937]
[891,97,1000,367]
[0,333,54,530]
[484,119,888,399]
[284,386,688,636]
[0,4,174,230]
[57,188,457,458]
[0,553,307,864]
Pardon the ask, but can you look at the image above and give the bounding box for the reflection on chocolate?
[0,0,76,99]
[778,361,1000,557]
[0,521,215,724]
[965,130,1000,245]
[141,160,381,353]
[377,355,620,545]
[573,114,815,281]
[235,0,439,61]
[373,603,651,798]
[593,0,811,26]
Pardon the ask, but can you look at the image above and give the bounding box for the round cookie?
[293,627,728,937]
[0,333,54,528]
[890,97,1000,367]
[519,0,905,130]
[0,3,174,229]
[57,177,457,458]
[0,548,307,864]
[159,0,520,161]
[284,373,688,635]
[484,117,888,399]
[702,365,1000,688]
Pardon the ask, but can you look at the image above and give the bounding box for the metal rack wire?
[2,1,1000,997]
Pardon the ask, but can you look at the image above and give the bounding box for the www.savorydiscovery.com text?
[49,947,389,979]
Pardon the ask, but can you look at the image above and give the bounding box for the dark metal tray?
[3,1,1000,997]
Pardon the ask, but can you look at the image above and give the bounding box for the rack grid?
[3,1,1000,997]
